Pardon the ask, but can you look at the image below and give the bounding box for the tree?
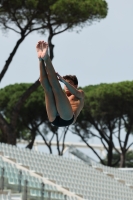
[71,81,133,167]
[0,0,108,145]
[102,151,133,168]
[0,83,70,154]
[0,83,45,143]
[0,0,108,81]
[0,0,45,81]
[1,81,133,161]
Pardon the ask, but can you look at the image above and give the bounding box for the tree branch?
[10,9,23,31]
[25,25,47,37]
[126,142,133,152]
[118,118,123,150]
[71,130,105,164]
[111,158,120,167]
[0,113,9,139]
[53,26,69,36]
[124,127,132,150]
[88,114,109,144]
[101,138,108,152]
[3,23,20,33]
[37,129,52,154]
[0,36,26,82]
[61,126,69,155]
[26,124,36,150]
[55,131,61,155]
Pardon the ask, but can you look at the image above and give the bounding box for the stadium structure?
[0,142,133,200]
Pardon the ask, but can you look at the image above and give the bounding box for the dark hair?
[63,75,78,85]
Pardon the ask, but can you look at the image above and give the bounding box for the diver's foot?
[36,41,42,60]
[41,41,48,61]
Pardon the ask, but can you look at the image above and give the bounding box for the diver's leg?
[36,42,58,122]
[41,41,73,120]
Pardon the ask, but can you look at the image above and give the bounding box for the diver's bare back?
[67,90,84,123]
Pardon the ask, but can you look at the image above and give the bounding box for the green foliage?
[74,81,133,166]
[0,83,44,116]
[125,151,133,167]
[82,81,133,121]
[0,0,108,33]
[1,0,39,9]
[0,83,47,140]
[51,0,108,27]
[0,0,41,32]
[102,151,133,168]
[1,80,133,158]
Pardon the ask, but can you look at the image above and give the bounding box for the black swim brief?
[51,115,74,127]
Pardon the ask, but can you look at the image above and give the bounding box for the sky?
[1,0,133,159]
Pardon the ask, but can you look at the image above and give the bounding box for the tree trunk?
[119,153,125,168]
[26,130,36,149]
[48,33,54,60]
[0,114,16,144]
[0,36,26,82]
[107,144,113,166]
